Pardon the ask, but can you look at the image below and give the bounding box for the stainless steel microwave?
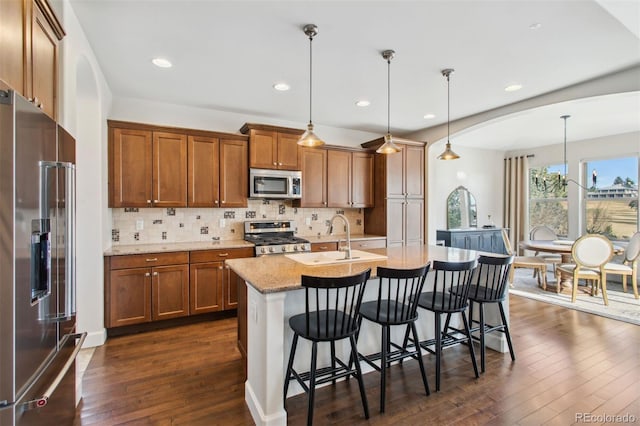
[249,168,302,199]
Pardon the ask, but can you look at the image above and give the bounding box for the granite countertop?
[104,239,254,256]
[226,245,479,294]
[305,234,386,244]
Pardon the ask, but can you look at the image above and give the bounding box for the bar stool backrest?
[300,269,371,339]
[469,255,514,301]
[427,259,478,311]
[369,265,430,323]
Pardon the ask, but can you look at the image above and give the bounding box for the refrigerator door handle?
[64,163,76,317]
[21,332,86,411]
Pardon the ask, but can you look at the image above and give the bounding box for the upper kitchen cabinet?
[239,123,303,170]
[0,0,64,120]
[361,137,426,247]
[326,148,374,208]
[187,133,248,208]
[296,147,327,208]
[108,121,187,208]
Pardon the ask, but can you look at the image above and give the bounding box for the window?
[584,156,639,241]
[529,164,568,237]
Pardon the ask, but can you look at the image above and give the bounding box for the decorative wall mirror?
[447,186,477,229]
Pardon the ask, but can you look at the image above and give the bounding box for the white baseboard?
[245,381,287,426]
[81,328,106,348]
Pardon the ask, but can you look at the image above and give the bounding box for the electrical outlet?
[219,219,226,228]
[305,217,311,226]
[136,219,144,231]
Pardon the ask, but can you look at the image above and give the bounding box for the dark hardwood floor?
[74,296,640,425]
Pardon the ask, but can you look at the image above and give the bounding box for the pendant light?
[297,24,324,147]
[376,50,401,154]
[437,68,460,160]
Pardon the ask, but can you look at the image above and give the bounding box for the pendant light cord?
[387,58,391,135]
[563,116,567,179]
[308,34,313,126]
[447,72,450,143]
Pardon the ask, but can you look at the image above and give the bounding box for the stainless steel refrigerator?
[0,84,85,425]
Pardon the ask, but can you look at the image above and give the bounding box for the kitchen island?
[226,245,509,426]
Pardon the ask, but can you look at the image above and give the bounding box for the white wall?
[110,97,379,147]
[506,131,640,239]
[426,140,505,243]
[55,0,113,348]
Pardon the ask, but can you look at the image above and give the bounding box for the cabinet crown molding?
[239,122,304,135]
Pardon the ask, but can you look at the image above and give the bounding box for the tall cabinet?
[362,137,426,247]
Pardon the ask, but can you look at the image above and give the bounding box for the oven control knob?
[260,247,266,254]
[269,247,274,253]
[281,246,286,252]
[293,246,298,251]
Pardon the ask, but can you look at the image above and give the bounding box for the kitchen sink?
[285,250,388,266]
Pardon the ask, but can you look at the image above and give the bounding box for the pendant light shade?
[437,68,460,160]
[298,24,324,147]
[376,50,401,154]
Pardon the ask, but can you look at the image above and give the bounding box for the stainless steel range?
[244,220,311,256]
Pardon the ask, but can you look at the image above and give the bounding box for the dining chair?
[529,225,562,272]
[555,234,614,305]
[284,269,371,425]
[602,231,639,299]
[501,229,548,289]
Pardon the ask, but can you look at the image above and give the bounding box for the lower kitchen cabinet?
[105,248,253,329]
[189,247,254,314]
[105,252,190,328]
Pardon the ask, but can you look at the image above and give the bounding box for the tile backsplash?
[111,199,364,245]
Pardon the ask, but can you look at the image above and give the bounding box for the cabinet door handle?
[221,200,226,204]
[145,258,158,262]
[153,200,158,203]
[273,162,277,166]
[146,200,152,204]
[319,246,328,250]
[278,162,282,166]
[144,272,151,277]
[218,253,229,257]
[153,271,158,276]
[218,266,224,270]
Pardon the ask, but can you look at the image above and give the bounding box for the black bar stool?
[461,255,515,373]
[355,265,431,413]
[409,259,479,392]
[283,269,371,426]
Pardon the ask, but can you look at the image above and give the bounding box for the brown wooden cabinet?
[105,252,190,328]
[189,247,253,314]
[240,123,303,170]
[109,121,248,208]
[310,242,338,252]
[326,149,374,208]
[362,138,426,247]
[187,135,248,208]
[297,147,327,207]
[0,0,64,119]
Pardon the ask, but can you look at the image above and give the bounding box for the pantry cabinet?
[362,137,426,247]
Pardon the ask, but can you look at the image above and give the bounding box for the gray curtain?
[503,156,529,255]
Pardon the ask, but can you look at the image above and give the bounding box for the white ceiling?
[68,0,640,150]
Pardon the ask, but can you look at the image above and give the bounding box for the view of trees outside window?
[584,156,638,241]
[529,164,568,237]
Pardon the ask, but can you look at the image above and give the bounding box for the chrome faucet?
[328,214,351,259]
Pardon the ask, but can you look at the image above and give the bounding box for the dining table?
[519,239,624,290]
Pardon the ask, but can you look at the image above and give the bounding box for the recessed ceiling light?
[151,57,172,68]
[529,23,542,30]
[423,113,436,119]
[504,84,523,92]
[273,82,290,91]
[355,100,370,107]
